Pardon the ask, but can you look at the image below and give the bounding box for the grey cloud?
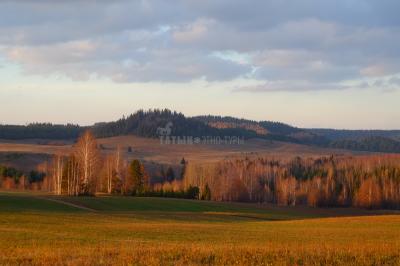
[0,0,399,88]
[389,77,400,86]
[234,81,350,93]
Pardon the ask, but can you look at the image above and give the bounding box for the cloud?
[234,81,350,93]
[360,64,399,77]
[172,19,213,43]
[389,77,400,86]
[4,35,250,82]
[0,0,399,89]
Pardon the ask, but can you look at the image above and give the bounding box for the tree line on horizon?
[1,109,400,153]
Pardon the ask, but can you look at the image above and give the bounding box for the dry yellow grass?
[0,193,399,265]
[0,143,70,155]
[1,214,400,265]
[0,135,362,165]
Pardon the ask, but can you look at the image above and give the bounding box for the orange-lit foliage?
[183,155,400,209]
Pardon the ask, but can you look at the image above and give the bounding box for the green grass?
[0,192,81,213]
[56,196,318,220]
[0,192,399,265]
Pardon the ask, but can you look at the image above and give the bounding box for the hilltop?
[1,109,400,153]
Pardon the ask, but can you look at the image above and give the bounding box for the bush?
[185,186,200,199]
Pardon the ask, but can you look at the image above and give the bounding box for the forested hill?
[92,110,310,142]
[91,109,261,139]
[1,109,400,153]
[0,110,260,140]
[194,115,300,136]
[194,115,328,145]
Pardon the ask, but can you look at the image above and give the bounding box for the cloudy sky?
[1,0,400,129]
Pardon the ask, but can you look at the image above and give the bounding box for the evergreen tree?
[180,157,186,165]
[128,160,143,195]
[166,167,175,182]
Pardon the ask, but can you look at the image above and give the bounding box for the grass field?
[1,192,400,265]
[0,135,362,167]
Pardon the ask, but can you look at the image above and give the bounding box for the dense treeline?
[1,109,400,154]
[180,155,400,209]
[310,128,400,141]
[92,109,267,139]
[194,115,309,143]
[194,115,269,135]
[0,123,82,140]
[0,110,258,140]
[194,115,332,145]
[259,121,301,135]
[330,136,400,153]
[0,110,323,144]
[93,109,220,138]
[195,115,302,136]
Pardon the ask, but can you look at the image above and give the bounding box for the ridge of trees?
[0,123,82,140]
[309,128,400,141]
[195,115,333,145]
[194,115,302,137]
[330,136,400,153]
[1,110,400,153]
[92,109,221,138]
[0,110,306,141]
[194,115,269,135]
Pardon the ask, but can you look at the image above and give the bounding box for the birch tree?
[75,130,100,195]
[53,154,64,195]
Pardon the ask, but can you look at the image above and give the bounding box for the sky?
[0,0,400,129]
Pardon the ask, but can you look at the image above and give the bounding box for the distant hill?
[259,121,301,135]
[194,115,329,145]
[92,109,260,139]
[1,109,400,153]
[194,115,268,135]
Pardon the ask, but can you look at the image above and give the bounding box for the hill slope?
[1,109,400,153]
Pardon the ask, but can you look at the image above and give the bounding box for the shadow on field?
[1,191,398,222]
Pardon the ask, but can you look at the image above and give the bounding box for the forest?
[0,123,82,140]
[330,136,400,153]
[2,109,400,153]
[1,130,400,209]
[182,155,400,209]
[194,115,299,136]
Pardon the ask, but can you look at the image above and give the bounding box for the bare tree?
[52,154,64,195]
[64,154,80,196]
[104,154,114,194]
[74,130,100,195]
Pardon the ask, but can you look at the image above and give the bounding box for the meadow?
[1,192,399,265]
[0,135,361,167]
